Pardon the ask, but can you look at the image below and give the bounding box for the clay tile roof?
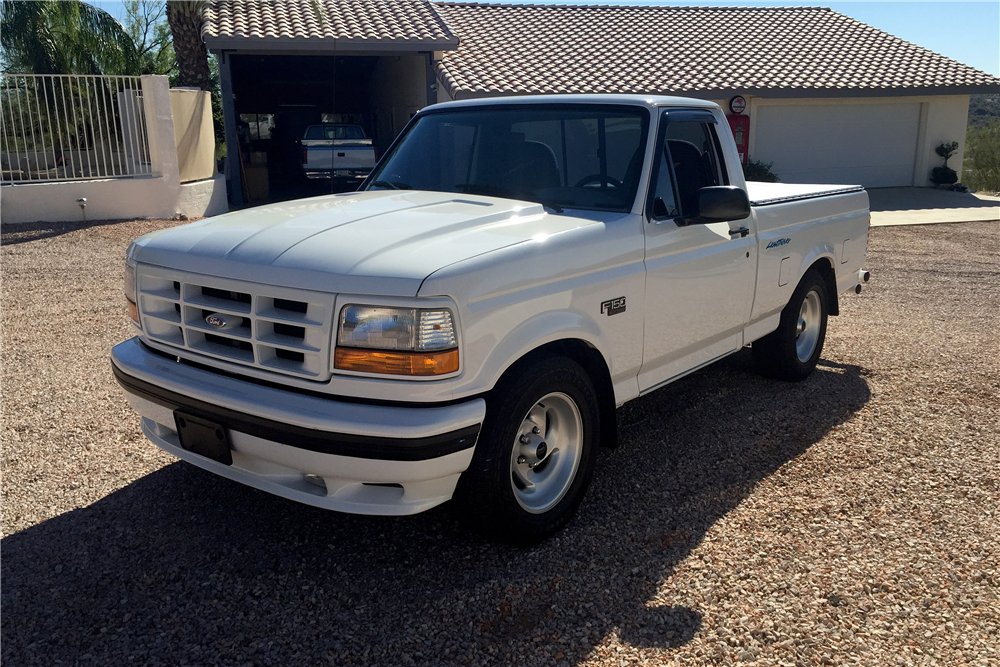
[203,0,458,48]
[432,3,1000,98]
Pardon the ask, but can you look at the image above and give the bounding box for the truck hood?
[132,191,600,296]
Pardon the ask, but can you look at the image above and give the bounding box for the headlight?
[124,259,139,326]
[335,305,458,376]
[124,262,137,303]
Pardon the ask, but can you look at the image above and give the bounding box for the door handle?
[729,226,750,238]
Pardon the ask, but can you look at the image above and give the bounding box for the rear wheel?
[753,269,829,381]
[453,355,599,544]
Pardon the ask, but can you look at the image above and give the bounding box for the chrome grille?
[136,265,336,381]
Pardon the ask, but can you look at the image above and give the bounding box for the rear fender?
[798,248,839,316]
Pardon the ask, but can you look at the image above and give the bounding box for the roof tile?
[203,0,457,45]
[202,2,1000,95]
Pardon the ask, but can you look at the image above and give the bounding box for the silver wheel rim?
[795,289,822,362]
[509,392,583,514]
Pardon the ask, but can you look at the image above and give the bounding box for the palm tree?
[0,0,139,75]
[166,0,210,90]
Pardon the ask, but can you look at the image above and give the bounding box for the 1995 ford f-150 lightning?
[112,95,870,543]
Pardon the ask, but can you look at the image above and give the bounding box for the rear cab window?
[304,125,367,140]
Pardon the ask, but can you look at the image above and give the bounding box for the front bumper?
[111,338,484,515]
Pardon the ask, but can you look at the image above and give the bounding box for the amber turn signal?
[127,299,139,325]
[334,347,459,376]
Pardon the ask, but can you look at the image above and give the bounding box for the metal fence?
[1,74,152,184]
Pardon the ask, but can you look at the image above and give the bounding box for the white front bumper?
[112,338,485,516]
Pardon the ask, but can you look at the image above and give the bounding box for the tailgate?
[329,146,376,170]
[303,143,375,171]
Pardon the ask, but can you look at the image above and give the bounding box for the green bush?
[964,120,1000,193]
[929,141,960,185]
[743,159,779,182]
[930,165,958,185]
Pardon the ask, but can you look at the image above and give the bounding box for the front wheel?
[453,355,599,544]
[753,270,829,381]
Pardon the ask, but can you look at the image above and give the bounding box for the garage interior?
[225,53,430,205]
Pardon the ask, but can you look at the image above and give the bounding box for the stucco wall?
[1,76,228,224]
[744,94,970,187]
[369,55,427,152]
[170,88,216,183]
[912,95,970,187]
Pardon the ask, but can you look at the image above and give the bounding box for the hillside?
[968,94,1000,128]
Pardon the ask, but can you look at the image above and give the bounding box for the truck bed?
[745,181,864,206]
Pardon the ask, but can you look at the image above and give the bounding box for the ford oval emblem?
[205,313,228,328]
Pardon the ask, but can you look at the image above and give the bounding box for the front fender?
[470,309,609,395]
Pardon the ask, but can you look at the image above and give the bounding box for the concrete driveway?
[868,187,1000,226]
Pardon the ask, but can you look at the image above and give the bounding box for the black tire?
[452,355,600,545]
[752,269,829,381]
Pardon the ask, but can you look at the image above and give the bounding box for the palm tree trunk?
[166,1,211,91]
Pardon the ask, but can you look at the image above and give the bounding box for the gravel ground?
[2,218,998,666]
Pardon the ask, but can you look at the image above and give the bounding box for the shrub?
[964,120,1000,193]
[930,166,958,185]
[743,159,779,182]
[929,141,961,186]
[935,141,960,165]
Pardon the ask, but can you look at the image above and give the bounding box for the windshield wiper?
[369,180,411,190]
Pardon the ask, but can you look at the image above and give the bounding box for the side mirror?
[695,186,751,223]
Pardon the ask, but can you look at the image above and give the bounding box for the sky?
[93,0,999,77]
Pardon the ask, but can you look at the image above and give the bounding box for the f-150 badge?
[600,297,626,316]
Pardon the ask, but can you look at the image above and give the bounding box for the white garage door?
[753,102,921,188]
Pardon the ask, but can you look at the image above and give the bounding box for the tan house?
[201,0,1000,205]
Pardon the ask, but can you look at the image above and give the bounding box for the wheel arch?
[806,256,840,316]
[491,339,619,449]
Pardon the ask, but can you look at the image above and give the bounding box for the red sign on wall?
[727,114,750,165]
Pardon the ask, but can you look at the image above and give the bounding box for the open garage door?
[752,102,921,187]
[227,53,428,205]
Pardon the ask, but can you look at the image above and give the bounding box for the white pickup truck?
[113,95,870,543]
[300,123,376,183]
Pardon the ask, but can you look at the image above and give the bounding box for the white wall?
[746,94,971,187]
[912,95,970,186]
[1,76,228,225]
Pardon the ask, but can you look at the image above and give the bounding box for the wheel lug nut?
[517,455,526,464]
[519,435,530,444]
[532,426,540,434]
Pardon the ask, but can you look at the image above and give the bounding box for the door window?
[665,121,726,216]
[649,144,679,219]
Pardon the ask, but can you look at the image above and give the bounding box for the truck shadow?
[1,349,870,666]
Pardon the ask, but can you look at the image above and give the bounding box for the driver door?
[638,110,756,393]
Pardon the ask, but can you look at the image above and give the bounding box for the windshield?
[364,105,650,213]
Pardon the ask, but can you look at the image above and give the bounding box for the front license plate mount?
[174,411,233,465]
